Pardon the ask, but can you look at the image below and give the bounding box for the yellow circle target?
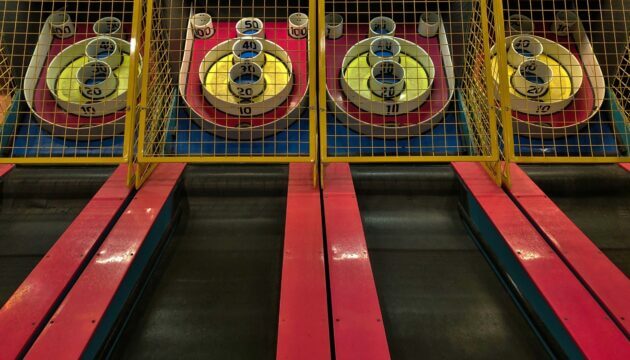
[491,54,573,103]
[343,53,430,101]
[55,52,133,104]
[338,36,436,116]
[204,53,291,103]
[197,38,295,118]
[46,37,142,118]
[489,34,583,116]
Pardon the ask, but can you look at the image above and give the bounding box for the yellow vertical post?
[125,0,147,186]
[489,0,512,186]
[478,0,502,185]
[309,0,320,187]
[317,0,328,165]
[135,0,159,188]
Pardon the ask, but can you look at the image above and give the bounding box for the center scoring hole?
[86,37,117,59]
[369,60,405,99]
[377,72,400,84]
[520,61,549,85]
[76,60,117,100]
[78,63,110,85]
[232,38,265,67]
[85,36,122,70]
[374,62,402,84]
[228,62,265,99]
[85,73,107,85]
[234,72,260,84]
[512,58,553,98]
[369,36,401,65]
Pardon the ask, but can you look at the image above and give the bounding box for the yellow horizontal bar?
[321,155,498,163]
[137,156,315,164]
[511,156,630,164]
[0,157,126,165]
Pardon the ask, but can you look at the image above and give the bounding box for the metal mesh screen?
[0,1,139,164]
[135,0,317,168]
[318,0,503,169]
[0,43,14,134]
[612,40,630,152]
[0,1,625,183]
[499,0,630,162]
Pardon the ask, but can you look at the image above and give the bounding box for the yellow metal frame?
[134,0,318,184]
[317,0,502,179]
[0,156,129,165]
[507,155,630,163]
[612,42,630,126]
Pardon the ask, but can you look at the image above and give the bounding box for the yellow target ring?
[55,53,133,104]
[344,53,430,101]
[204,53,290,103]
[491,54,573,102]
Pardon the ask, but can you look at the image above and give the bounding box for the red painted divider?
[0,164,14,178]
[0,165,131,358]
[620,163,630,172]
[24,163,185,359]
[453,162,630,359]
[322,163,390,360]
[276,163,330,360]
[507,163,630,337]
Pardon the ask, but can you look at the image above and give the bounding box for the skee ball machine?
[0,1,140,164]
[319,0,504,183]
[133,0,317,186]
[496,0,629,162]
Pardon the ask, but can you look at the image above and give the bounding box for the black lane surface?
[524,164,630,276]
[113,165,288,359]
[351,164,548,360]
[0,166,114,305]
